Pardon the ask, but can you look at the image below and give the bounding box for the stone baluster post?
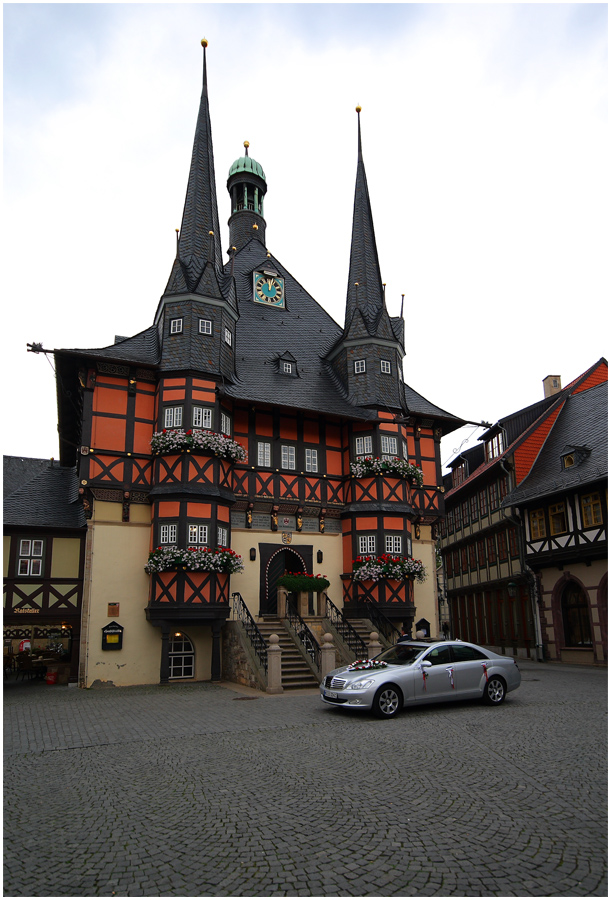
[368,631,382,659]
[320,633,336,679]
[277,587,288,619]
[266,634,283,694]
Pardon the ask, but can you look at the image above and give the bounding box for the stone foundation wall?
[222,621,266,690]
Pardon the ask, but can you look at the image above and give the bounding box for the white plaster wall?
[412,534,439,637]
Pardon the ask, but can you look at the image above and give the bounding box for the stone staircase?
[257,618,320,690]
[344,618,393,653]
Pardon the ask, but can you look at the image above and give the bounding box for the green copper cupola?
[227,141,267,252]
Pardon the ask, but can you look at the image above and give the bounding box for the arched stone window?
[169,632,195,679]
[561,582,592,648]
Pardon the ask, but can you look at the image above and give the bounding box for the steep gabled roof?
[503,381,608,506]
[3,456,85,529]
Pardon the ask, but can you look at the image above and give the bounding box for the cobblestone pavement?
[4,661,607,897]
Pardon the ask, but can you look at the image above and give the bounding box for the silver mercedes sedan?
[320,640,521,718]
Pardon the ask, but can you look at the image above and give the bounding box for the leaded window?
[549,502,567,536]
[581,493,603,527]
[257,442,271,467]
[192,407,212,429]
[17,539,44,577]
[530,509,546,540]
[305,449,318,473]
[188,525,208,545]
[281,445,296,470]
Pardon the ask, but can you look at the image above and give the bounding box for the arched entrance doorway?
[561,582,592,648]
[168,632,195,679]
[261,547,309,616]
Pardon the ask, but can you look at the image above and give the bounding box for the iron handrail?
[231,592,268,674]
[363,600,402,645]
[285,600,321,671]
[325,596,368,659]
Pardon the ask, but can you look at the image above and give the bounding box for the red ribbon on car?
[447,666,455,689]
[482,662,489,682]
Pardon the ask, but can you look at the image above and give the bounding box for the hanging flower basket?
[347,659,389,671]
[352,554,427,583]
[145,546,245,575]
[276,573,330,593]
[349,456,423,486]
[150,429,247,462]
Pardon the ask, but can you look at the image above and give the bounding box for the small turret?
[227,142,267,252]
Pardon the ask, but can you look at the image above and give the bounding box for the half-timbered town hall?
[4,43,464,688]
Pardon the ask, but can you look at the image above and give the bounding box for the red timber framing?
[79,364,156,493]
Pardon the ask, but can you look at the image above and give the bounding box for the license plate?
[324,689,338,699]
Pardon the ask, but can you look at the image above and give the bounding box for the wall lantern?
[250,548,256,562]
[317,550,323,564]
[507,582,518,599]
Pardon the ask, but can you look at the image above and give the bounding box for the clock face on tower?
[253,271,285,308]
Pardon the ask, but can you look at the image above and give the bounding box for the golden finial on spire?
[244,140,250,148]
[356,105,362,113]
[201,38,208,48]
[209,231,214,236]
[252,223,258,230]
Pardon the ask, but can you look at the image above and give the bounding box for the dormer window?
[452,463,466,487]
[563,454,575,469]
[485,432,504,461]
[278,352,297,377]
[170,318,183,335]
[561,445,590,469]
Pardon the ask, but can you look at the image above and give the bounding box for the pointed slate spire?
[164,39,225,297]
[344,107,386,335]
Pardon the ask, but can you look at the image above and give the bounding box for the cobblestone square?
[3,661,607,896]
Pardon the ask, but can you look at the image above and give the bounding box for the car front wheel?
[483,676,506,705]
[372,684,403,718]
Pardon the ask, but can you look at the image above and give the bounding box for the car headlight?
[348,678,375,690]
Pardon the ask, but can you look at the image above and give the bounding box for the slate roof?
[344,111,387,337]
[3,456,85,529]
[57,325,160,366]
[503,381,608,506]
[222,238,376,420]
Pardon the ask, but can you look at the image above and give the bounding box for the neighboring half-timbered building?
[19,43,463,688]
[3,457,86,681]
[503,374,607,665]
[439,359,608,664]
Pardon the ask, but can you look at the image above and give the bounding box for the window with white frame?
[220,412,231,436]
[160,524,177,544]
[305,448,318,473]
[385,535,402,555]
[224,328,232,346]
[170,318,183,334]
[281,445,296,470]
[258,442,271,467]
[217,526,228,547]
[199,319,212,335]
[381,435,398,458]
[192,407,212,429]
[188,525,208,545]
[17,539,44,576]
[282,362,293,374]
[354,359,366,374]
[164,406,183,429]
[358,535,376,555]
[402,439,408,460]
[381,360,391,374]
[355,435,373,457]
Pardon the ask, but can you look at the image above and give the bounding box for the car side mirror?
[420,660,432,668]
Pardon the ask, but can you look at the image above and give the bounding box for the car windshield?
[375,644,426,666]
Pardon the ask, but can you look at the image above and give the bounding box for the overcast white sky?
[3,3,608,471]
